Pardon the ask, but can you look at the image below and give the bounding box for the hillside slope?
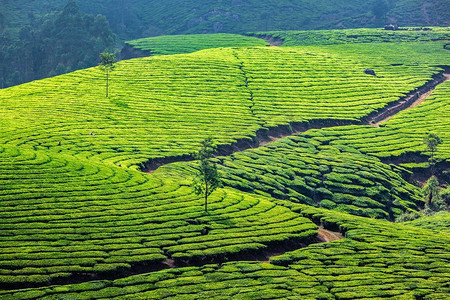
[2,0,449,40]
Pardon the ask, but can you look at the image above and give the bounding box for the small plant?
[191,137,222,212]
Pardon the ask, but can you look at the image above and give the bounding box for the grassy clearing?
[125,33,269,56]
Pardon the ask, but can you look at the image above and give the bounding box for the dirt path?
[144,68,449,173]
[373,73,450,126]
[317,227,344,242]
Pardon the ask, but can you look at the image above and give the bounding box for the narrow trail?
[7,226,344,290]
[371,72,450,126]
[317,226,344,242]
[143,67,449,173]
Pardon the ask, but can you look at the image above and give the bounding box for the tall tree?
[423,176,440,205]
[423,133,443,170]
[192,138,222,212]
[98,52,116,97]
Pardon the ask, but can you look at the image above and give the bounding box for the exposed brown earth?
[373,72,450,126]
[317,226,344,242]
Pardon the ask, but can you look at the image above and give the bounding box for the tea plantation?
[124,34,269,56]
[302,80,450,163]
[0,144,318,287]
[1,204,448,299]
[1,42,449,168]
[252,27,450,46]
[1,30,450,298]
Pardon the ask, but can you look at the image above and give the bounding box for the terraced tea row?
[234,44,447,129]
[0,145,317,288]
[252,27,450,46]
[301,80,450,165]
[3,204,448,299]
[124,33,268,56]
[1,43,449,168]
[163,132,422,220]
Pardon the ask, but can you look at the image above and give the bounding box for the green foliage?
[99,52,116,97]
[0,0,115,88]
[2,42,448,168]
[125,33,269,56]
[252,27,450,46]
[212,134,422,220]
[192,138,222,212]
[423,133,443,165]
[423,176,440,205]
[1,204,449,299]
[0,144,317,287]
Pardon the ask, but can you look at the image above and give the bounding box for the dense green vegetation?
[301,80,450,164]
[405,212,450,232]
[2,42,448,169]
[1,25,450,298]
[1,204,448,299]
[0,0,115,88]
[0,144,317,287]
[124,34,268,56]
[3,0,449,41]
[253,27,450,46]
[2,1,449,87]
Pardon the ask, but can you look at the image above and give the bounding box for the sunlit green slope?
[303,79,450,162]
[2,204,448,299]
[1,42,449,169]
[0,144,317,287]
[124,33,269,56]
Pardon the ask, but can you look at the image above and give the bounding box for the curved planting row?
[251,27,450,46]
[165,133,422,220]
[235,45,443,128]
[124,33,269,56]
[405,212,450,233]
[0,145,317,288]
[1,43,448,169]
[2,204,448,299]
[301,80,450,164]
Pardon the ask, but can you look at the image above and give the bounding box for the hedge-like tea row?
[405,212,450,233]
[301,80,450,162]
[252,27,450,46]
[163,132,422,220]
[2,203,448,299]
[0,145,317,287]
[1,43,448,168]
[125,33,269,56]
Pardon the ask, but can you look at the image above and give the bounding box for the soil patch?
[120,44,152,60]
[246,34,284,46]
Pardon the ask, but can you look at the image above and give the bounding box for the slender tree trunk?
[106,70,109,98]
[205,182,208,212]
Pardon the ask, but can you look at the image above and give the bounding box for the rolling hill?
[1,0,449,41]
[1,28,450,298]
